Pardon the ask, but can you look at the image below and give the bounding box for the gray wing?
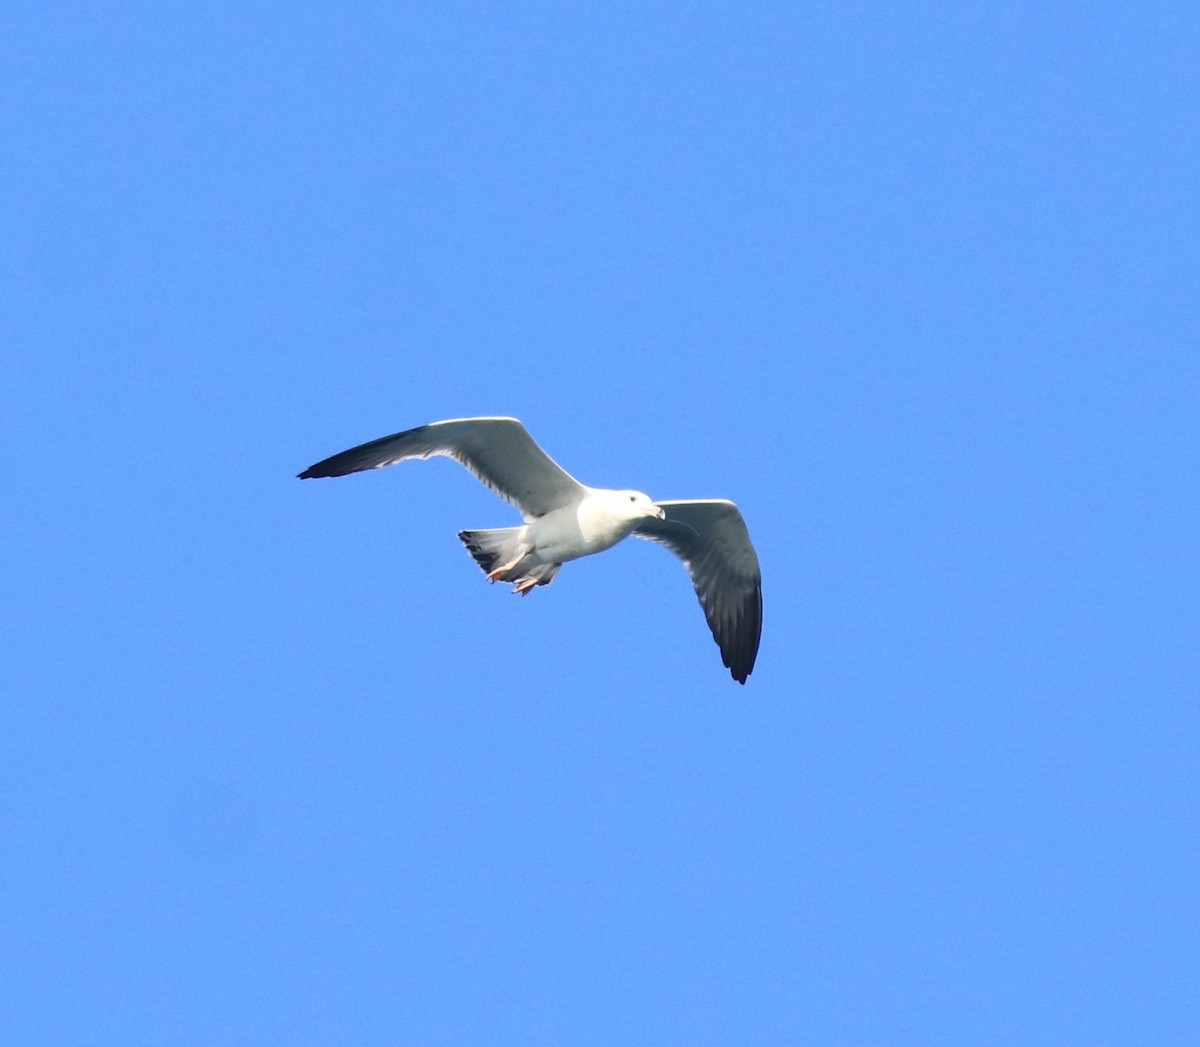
[297,416,585,518]
[633,499,762,684]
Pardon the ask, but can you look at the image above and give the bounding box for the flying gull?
[298,417,762,683]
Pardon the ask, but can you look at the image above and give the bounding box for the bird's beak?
[653,505,667,520]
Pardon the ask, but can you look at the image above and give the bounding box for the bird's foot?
[486,552,525,583]
[511,578,539,596]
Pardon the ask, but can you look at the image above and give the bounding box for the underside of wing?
[298,416,586,518]
[634,499,762,684]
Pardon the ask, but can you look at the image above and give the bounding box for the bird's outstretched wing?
[634,499,762,684]
[298,416,586,518]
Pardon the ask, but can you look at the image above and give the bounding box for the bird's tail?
[457,528,524,577]
[457,528,559,591]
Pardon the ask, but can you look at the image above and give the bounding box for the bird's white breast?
[529,489,641,563]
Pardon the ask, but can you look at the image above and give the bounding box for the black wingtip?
[298,461,341,479]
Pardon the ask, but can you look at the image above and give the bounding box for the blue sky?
[3,3,1197,1044]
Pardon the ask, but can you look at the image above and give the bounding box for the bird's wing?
[633,499,762,684]
[298,417,586,518]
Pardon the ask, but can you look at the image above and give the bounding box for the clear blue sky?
[3,3,1197,1044]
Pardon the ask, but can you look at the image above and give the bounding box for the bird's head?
[619,490,667,521]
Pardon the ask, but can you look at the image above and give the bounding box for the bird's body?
[299,417,762,682]
[528,487,664,560]
[458,487,664,595]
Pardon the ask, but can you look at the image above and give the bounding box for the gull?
[298,417,762,683]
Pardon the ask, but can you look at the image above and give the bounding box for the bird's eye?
[629,495,636,502]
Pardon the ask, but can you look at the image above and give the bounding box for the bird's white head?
[618,489,667,522]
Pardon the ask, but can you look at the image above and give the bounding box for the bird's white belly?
[528,499,634,563]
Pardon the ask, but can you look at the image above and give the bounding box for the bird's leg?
[511,577,539,596]
[486,551,527,582]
